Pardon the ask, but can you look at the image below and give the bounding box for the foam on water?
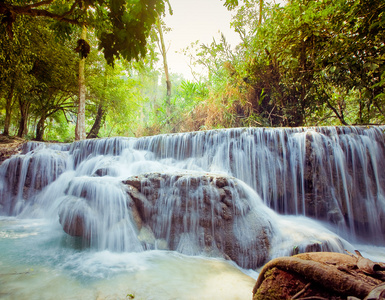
[0,217,256,300]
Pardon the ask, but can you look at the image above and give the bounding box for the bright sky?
[162,0,240,80]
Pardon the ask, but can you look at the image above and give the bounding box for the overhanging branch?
[0,1,82,30]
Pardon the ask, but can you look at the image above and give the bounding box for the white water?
[1,215,384,300]
[1,126,385,299]
[0,218,257,300]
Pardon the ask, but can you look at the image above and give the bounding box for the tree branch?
[0,2,81,26]
[61,1,79,18]
[325,98,349,125]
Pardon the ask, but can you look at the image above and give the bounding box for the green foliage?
[84,54,144,137]
[44,111,75,142]
[0,16,79,139]
[0,0,166,140]
[96,0,165,65]
[135,73,211,135]
[0,0,168,66]
[186,0,385,128]
[222,0,239,10]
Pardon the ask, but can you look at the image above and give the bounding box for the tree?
[28,33,78,141]
[0,15,79,140]
[75,24,88,140]
[86,68,107,139]
[184,0,384,128]
[0,16,31,136]
[1,0,168,139]
[155,17,172,104]
[315,0,385,124]
[1,0,167,64]
[85,58,144,138]
[226,0,384,126]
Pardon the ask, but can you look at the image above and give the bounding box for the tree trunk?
[156,17,172,103]
[326,98,349,125]
[75,24,87,141]
[87,100,105,139]
[258,0,263,26]
[3,81,15,136]
[17,97,30,138]
[35,114,46,141]
[87,68,107,139]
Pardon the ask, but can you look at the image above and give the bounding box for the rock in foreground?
[253,251,385,300]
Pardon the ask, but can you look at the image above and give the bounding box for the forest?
[0,0,384,142]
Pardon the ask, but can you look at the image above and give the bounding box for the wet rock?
[58,196,90,237]
[0,149,67,215]
[215,177,228,188]
[93,167,118,177]
[258,128,385,245]
[57,178,144,252]
[123,176,142,190]
[122,172,273,269]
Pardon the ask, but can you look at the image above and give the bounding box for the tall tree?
[155,17,172,102]
[75,24,88,140]
[154,15,173,123]
[87,63,108,139]
[2,82,15,136]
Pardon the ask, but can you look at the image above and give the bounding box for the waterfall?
[132,126,385,243]
[1,126,384,271]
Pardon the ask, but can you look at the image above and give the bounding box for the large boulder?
[58,196,92,238]
[123,172,274,269]
[57,177,143,252]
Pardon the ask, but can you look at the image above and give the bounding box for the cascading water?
[0,126,385,299]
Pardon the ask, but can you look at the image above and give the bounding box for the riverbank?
[0,135,25,164]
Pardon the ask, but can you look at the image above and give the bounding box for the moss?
[253,267,305,300]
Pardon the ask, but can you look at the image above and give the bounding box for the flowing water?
[1,126,385,299]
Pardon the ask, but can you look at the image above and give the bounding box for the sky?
[161,0,241,80]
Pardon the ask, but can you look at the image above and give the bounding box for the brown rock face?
[58,196,88,237]
[60,211,85,237]
[0,135,25,165]
[123,172,273,269]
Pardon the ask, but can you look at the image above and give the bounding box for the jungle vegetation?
[0,0,384,141]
